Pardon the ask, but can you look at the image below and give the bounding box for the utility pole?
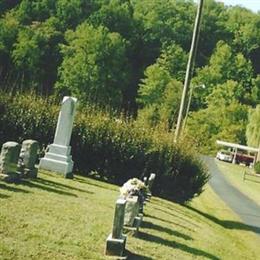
[174,0,204,142]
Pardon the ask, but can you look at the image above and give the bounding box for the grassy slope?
[0,170,259,260]
[216,160,260,206]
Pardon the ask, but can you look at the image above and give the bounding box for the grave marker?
[0,141,20,182]
[106,198,127,257]
[19,139,39,178]
[39,96,77,178]
[148,173,156,192]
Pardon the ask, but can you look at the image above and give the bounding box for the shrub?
[0,91,209,202]
[254,162,260,174]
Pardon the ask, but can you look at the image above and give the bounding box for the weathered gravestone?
[19,139,39,178]
[124,195,143,233]
[106,198,127,257]
[124,196,140,227]
[0,141,21,182]
[39,96,77,178]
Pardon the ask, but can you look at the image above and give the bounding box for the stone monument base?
[105,233,127,257]
[22,168,38,179]
[39,144,74,178]
[133,213,143,232]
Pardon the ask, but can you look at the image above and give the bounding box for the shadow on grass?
[36,177,93,194]
[152,199,201,221]
[144,213,194,232]
[125,249,153,260]
[74,176,118,191]
[244,175,260,184]
[142,220,193,241]
[0,193,10,198]
[185,205,260,235]
[19,180,78,197]
[152,205,201,228]
[0,183,30,193]
[138,231,220,260]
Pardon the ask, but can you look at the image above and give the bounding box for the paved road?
[202,156,260,236]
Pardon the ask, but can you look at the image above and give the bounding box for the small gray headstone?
[19,139,39,178]
[124,196,140,227]
[112,198,126,239]
[106,198,127,257]
[0,141,21,182]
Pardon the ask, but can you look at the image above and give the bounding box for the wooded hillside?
[0,0,259,151]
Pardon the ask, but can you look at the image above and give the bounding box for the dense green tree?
[138,44,187,106]
[0,11,20,89]
[246,105,260,148]
[11,17,63,93]
[56,23,128,108]
[137,43,187,128]
[187,80,249,152]
[225,7,260,56]
[138,64,171,107]
[132,0,195,65]
[251,75,260,105]
[56,0,98,29]
[138,78,182,129]
[198,0,230,66]
[157,44,188,81]
[225,6,260,74]
[88,0,135,39]
[0,0,259,154]
[87,0,143,113]
[137,42,186,129]
[193,41,254,108]
[0,0,20,16]
[15,0,56,24]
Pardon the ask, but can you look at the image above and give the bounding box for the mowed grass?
[0,170,259,260]
[216,160,260,206]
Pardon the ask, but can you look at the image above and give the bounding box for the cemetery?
[0,95,260,259]
[1,164,260,259]
[0,0,260,258]
[0,94,157,257]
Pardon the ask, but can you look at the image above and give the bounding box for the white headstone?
[148,173,156,191]
[39,96,77,178]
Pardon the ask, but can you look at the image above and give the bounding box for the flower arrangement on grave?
[120,178,148,199]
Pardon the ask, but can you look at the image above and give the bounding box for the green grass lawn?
[0,170,260,259]
[216,160,260,206]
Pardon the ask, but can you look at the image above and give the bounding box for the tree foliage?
[193,41,255,108]
[246,105,260,148]
[187,80,249,152]
[56,23,128,108]
[137,44,186,129]
[0,0,259,152]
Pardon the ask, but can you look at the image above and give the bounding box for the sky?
[217,0,260,13]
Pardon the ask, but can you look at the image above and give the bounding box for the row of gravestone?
[105,173,156,257]
[0,96,78,182]
[0,140,39,182]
